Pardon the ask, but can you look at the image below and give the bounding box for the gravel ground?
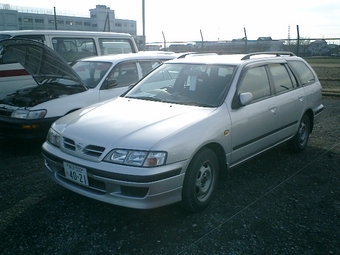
[0,96,339,255]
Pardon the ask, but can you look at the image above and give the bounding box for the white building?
[0,4,144,46]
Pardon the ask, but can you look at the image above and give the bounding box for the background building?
[0,4,144,48]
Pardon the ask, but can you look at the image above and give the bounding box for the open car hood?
[0,39,84,85]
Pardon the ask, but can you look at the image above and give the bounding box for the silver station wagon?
[42,52,324,212]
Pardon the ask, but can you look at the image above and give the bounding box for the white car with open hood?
[0,39,178,139]
[42,52,324,212]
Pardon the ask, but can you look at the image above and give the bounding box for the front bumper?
[0,115,58,139]
[42,143,186,209]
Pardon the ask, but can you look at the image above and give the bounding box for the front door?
[229,65,278,166]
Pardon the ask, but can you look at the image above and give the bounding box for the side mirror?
[239,92,253,106]
[103,79,118,90]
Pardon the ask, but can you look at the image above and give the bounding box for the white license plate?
[64,162,89,187]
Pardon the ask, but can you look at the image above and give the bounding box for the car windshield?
[72,61,112,88]
[125,63,235,107]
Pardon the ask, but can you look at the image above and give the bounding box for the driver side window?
[239,66,271,102]
[108,62,139,88]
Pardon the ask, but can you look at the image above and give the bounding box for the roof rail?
[177,52,218,59]
[241,51,296,60]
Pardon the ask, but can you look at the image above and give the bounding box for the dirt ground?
[308,60,340,91]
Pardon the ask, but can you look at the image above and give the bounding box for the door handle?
[269,105,277,115]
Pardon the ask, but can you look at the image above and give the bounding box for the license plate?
[64,162,89,187]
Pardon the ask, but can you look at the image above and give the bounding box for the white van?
[0,30,138,61]
[0,30,138,97]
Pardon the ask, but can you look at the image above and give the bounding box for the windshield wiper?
[183,101,213,107]
[128,96,164,102]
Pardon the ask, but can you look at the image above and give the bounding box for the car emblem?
[76,143,84,151]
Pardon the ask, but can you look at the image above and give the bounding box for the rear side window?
[52,38,97,62]
[268,64,296,94]
[139,61,162,77]
[99,39,135,54]
[288,60,315,86]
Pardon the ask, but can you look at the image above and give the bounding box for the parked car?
[42,52,324,212]
[0,39,178,139]
[0,30,139,105]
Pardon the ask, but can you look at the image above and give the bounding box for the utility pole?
[142,0,145,51]
[200,29,204,50]
[103,13,110,32]
[243,27,248,53]
[162,31,166,50]
[53,7,57,30]
[296,25,300,56]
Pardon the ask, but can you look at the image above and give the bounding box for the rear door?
[288,60,322,116]
[267,62,304,141]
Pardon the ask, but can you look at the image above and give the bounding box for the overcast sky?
[5,0,340,42]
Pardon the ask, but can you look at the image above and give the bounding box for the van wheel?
[181,148,219,212]
[287,114,310,152]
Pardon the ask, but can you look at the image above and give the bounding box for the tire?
[287,114,311,152]
[181,148,219,212]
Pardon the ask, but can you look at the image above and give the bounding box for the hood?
[54,97,215,150]
[0,39,84,85]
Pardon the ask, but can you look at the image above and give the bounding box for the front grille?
[63,137,76,151]
[0,108,13,117]
[62,136,105,158]
[83,145,105,157]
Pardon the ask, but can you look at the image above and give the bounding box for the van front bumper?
[0,116,57,139]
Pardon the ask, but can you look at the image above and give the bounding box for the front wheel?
[287,114,311,152]
[181,148,219,212]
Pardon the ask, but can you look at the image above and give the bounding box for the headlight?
[104,149,167,167]
[47,128,61,148]
[11,109,47,119]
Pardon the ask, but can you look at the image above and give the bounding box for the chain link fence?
[147,38,340,57]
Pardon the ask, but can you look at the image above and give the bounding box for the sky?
[4,0,340,43]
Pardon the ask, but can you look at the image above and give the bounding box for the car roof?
[78,51,181,63]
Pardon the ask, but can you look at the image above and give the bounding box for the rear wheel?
[287,114,310,152]
[181,148,219,212]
